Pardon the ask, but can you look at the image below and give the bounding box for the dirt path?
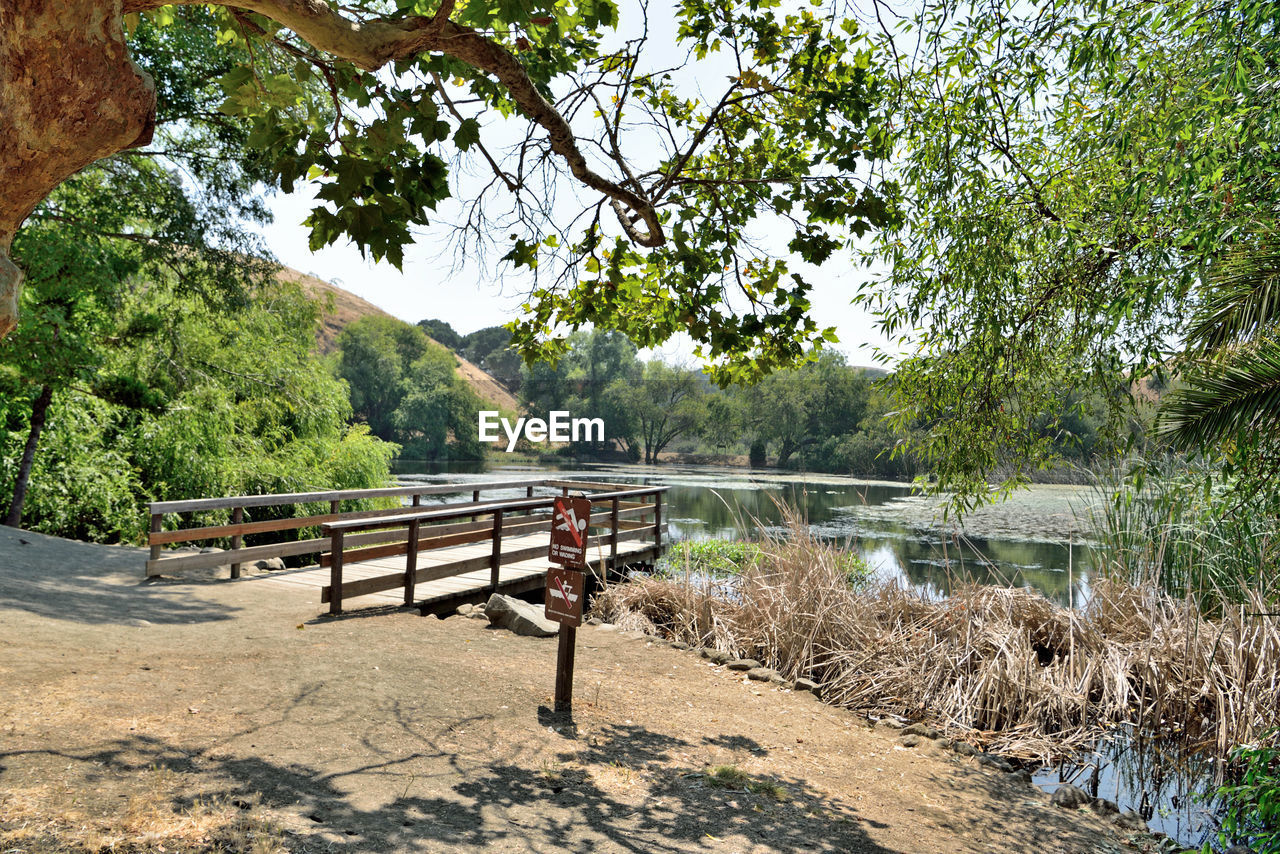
[0,525,1130,853]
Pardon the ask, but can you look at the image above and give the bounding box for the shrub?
[1212,738,1280,854]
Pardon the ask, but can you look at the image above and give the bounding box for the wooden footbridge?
[146,478,667,614]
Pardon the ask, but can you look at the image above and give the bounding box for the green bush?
[2,277,398,544]
[7,395,146,542]
[1209,738,1280,854]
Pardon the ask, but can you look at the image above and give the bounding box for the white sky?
[259,1,908,371]
[263,188,898,367]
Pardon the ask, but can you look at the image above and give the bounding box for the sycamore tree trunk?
[0,0,157,338]
[4,384,53,528]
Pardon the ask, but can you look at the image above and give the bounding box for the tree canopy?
[336,315,484,460]
[860,0,1280,505]
[2,0,899,385]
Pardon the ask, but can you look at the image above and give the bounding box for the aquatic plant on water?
[658,539,765,576]
[658,536,871,587]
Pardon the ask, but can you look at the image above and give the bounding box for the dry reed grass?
[593,507,1280,762]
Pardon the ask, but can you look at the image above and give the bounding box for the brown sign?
[548,496,591,567]
[545,567,585,626]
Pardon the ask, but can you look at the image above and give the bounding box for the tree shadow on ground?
[0,719,904,854]
[910,749,1129,853]
[0,525,236,626]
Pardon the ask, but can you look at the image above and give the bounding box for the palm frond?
[1188,244,1280,352]
[1159,340,1280,449]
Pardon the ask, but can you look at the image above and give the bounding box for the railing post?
[404,518,420,606]
[329,530,344,615]
[330,499,340,515]
[472,488,480,522]
[610,496,620,575]
[147,511,163,576]
[230,506,243,579]
[489,510,504,592]
[526,485,533,515]
[653,492,663,553]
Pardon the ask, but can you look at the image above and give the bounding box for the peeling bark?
[0,0,156,337]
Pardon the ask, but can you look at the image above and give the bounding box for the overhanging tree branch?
[123,0,665,246]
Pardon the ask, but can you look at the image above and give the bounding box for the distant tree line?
[389,325,1120,478]
[516,330,921,475]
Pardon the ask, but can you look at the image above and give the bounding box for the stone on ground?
[484,594,558,638]
[977,753,1014,773]
[1050,784,1092,810]
[1112,810,1148,832]
[746,667,785,683]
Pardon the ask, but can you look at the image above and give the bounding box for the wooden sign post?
[547,496,590,713]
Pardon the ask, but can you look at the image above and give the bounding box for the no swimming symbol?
[549,496,591,567]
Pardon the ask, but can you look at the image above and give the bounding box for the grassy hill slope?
[279,267,520,413]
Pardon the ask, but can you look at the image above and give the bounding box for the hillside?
[278,267,520,412]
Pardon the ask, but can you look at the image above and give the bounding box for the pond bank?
[591,520,1279,787]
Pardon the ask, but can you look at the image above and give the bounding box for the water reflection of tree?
[663,483,912,537]
[870,534,1090,606]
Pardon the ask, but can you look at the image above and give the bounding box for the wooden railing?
[144,479,665,582]
[319,483,667,614]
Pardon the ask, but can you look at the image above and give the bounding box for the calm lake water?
[394,460,1099,606]
[394,459,1221,848]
